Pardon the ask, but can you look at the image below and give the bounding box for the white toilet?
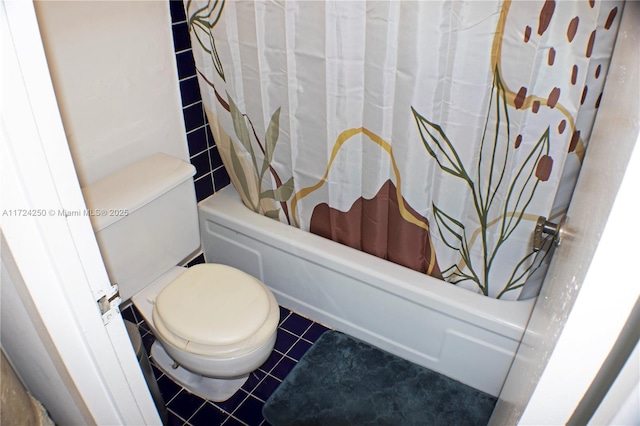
[82,152,279,401]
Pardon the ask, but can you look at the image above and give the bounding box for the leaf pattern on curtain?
[187,0,225,81]
[412,68,554,297]
[186,0,295,223]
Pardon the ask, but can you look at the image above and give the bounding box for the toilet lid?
[153,264,272,347]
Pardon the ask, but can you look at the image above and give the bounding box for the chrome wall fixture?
[533,216,566,252]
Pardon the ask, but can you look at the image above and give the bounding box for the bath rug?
[262,331,496,426]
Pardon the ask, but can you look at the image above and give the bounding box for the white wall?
[490,2,640,424]
[518,129,639,425]
[34,1,189,186]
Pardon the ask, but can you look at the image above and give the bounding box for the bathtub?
[198,186,535,397]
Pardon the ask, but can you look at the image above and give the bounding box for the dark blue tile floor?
[122,303,330,425]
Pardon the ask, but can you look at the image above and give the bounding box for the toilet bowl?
[132,264,279,401]
[82,153,280,401]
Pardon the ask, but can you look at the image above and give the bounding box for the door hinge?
[98,283,121,325]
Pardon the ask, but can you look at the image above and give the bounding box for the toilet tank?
[82,153,200,300]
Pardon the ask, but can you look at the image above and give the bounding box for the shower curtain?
[186,0,622,299]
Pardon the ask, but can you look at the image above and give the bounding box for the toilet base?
[151,341,248,402]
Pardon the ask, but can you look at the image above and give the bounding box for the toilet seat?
[152,264,279,358]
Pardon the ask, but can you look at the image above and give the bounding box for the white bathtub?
[198,186,535,397]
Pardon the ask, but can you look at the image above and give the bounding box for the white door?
[2,1,161,424]
[490,2,640,424]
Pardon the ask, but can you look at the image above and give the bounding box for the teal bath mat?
[263,331,496,425]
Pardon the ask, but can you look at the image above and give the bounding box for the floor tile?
[188,402,228,425]
[302,322,330,342]
[151,363,163,380]
[270,356,297,380]
[273,329,297,353]
[167,409,187,426]
[232,396,266,425]
[251,375,282,402]
[167,389,207,421]
[221,417,245,426]
[241,370,266,394]
[281,313,313,336]
[258,350,283,374]
[141,331,156,354]
[157,374,182,402]
[278,307,291,324]
[210,389,248,414]
[138,321,151,335]
[121,305,138,324]
[287,338,313,361]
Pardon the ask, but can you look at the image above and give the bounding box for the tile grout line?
[167,407,189,424]
[182,100,203,110]
[165,386,185,408]
[184,399,215,425]
[222,415,249,426]
[179,74,198,84]
[280,319,315,360]
[186,123,208,136]
[189,147,212,160]
[226,391,254,425]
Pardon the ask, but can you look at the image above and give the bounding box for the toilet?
[82,152,279,401]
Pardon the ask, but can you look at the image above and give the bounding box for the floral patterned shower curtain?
[185,0,622,299]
